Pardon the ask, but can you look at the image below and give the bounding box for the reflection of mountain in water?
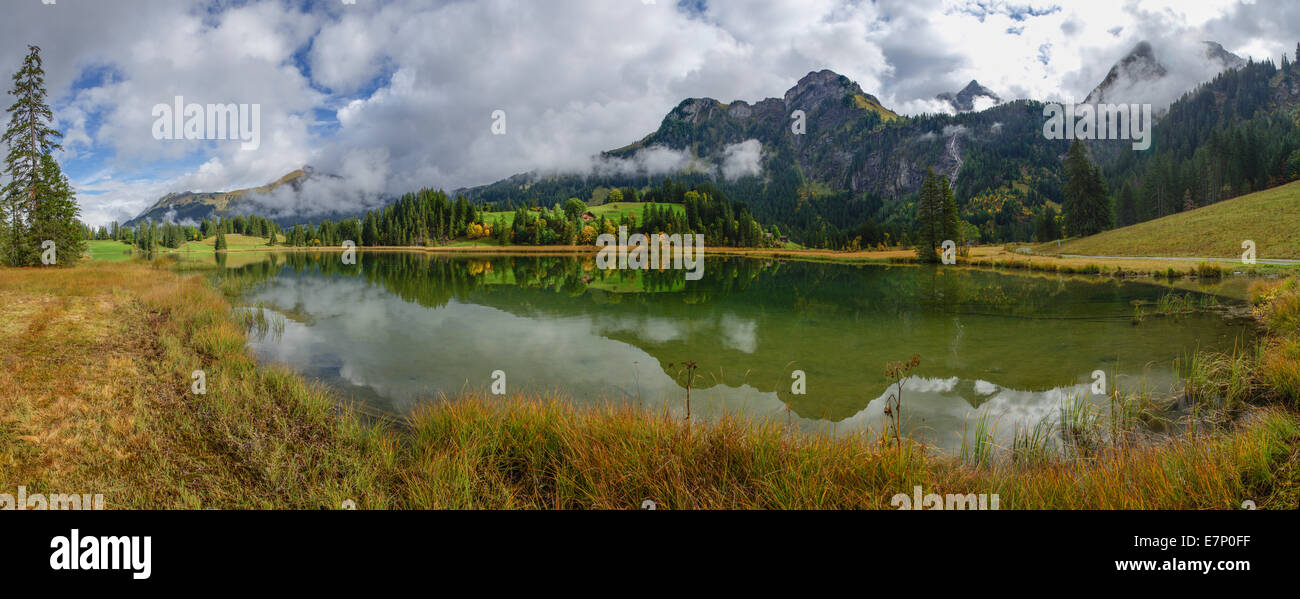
[220,252,1249,424]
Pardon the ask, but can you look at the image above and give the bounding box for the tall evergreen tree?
[2,46,65,266]
[1062,141,1112,237]
[28,153,84,264]
[1114,181,1137,227]
[914,169,945,262]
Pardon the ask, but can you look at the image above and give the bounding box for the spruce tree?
[1062,141,1112,237]
[914,169,944,262]
[2,46,64,266]
[28,153,84,265]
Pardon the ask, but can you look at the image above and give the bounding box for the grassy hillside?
[1047,181,1300,259]
[180,234,280,251]
[87,235,287,262]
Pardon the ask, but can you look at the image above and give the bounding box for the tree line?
[120,176,781,250]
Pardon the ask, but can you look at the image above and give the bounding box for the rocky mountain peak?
[937,80,1002,112]
[1083,40,1244,105]
[784,69,865,109]
[1203,41,1246,70]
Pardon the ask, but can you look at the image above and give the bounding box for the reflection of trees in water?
[216,253,1193,323]
[222,252,782,310]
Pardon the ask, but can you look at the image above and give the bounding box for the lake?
[217,251,1254,452]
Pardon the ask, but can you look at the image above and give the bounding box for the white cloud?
[720,139,763,181]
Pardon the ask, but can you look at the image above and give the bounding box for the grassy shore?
[2,260,1298,509]
[1043,181,1300,260]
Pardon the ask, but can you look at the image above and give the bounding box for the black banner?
[1,509,1290,588]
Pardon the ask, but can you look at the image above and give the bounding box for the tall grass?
[960,409,996,467]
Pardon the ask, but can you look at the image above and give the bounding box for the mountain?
[1083,40,1245,105]
[937,80,1001,113]
[1203,41,1248,70]
[124,167,346,227]
[460,69,1069,245]
[1102,51,1300,227]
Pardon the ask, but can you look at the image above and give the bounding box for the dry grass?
[0,261,404,508]
[401,396,1296,509]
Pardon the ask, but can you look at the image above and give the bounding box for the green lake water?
[220,251,1253,452]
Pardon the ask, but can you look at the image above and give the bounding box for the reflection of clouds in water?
[903,376,958,394]
[719,314,758,354]
[977,384,1088,432]
[246,274,700,412]
[973,379,998,395]
[591,311,758,354]
[592,314,685,343]
[817,376,1103,453]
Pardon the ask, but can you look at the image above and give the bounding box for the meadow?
[1042,181,1300,260]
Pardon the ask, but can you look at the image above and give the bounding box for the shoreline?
[125,241,1300,275]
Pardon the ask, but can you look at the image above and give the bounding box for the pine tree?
[914,169,944,262]
[1115,182,1137,227]
[1034,206,1061,242]
[2,46,64,266]
[1062,141,1112,237]
[215,231,228,252]
[28,153,84,265]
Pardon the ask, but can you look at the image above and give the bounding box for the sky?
[2,0,1299,227]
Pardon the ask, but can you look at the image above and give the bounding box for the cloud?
[238,149,394,221]
[720,139,763,181]
[586,145,700,179]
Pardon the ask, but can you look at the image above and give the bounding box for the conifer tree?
[914,169,945,262]
[2,46,66,266]
[1062,141,1112,237]
[28,153,84,264]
